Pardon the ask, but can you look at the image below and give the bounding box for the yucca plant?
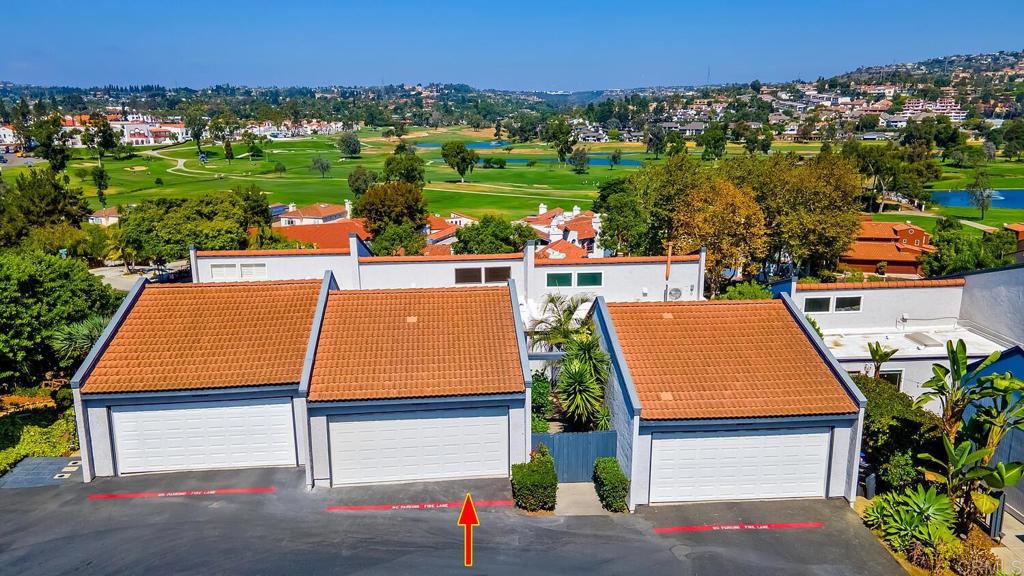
[563,332,609,385]
[51,315,110,364]
[557,358,603,429]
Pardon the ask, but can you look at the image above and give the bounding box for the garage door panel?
[650,428,830,503]
[111,398,297,474]
[329,407,508,485]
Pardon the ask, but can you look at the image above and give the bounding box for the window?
[803,297,831,313]
[576,272,603,287]
[546,273,573,287]
[240,263,267,280]
[454,267,482,284]
[484,267,512,283]
[210,263,237,280]
[879,370,903,387]
[914,240,920,246]
[835,296,862,312]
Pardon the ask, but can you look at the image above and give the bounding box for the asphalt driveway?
[0,467,902,575]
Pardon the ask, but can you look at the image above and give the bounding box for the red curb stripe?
[655,521,823,534]
[88,487,277,500]
[326,499,514,512]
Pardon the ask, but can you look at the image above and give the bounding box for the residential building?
[267,219,371,249]
[278,201,351,226]
[593,298,864,510]
[88,207,120,227]
[839,218,936,276]
[0,124,17,145]
[776,268,1024,413]
[516,204,602,255]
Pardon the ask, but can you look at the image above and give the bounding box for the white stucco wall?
[530,261,702,305]
[195,254,355,284]
[841,357,950,414]
[357,258,525,290]
[960,267,1024,344]
[796,286,964,332]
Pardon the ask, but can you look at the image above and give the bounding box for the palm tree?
[527,293,595,351]
[868,341,898,379]
[51,315,110,364]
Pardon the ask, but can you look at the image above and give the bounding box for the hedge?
[593,457,629,512]
[531,371,553,419]
[511,443,557,511]
[531,413,548,433]
[0,408,79,476]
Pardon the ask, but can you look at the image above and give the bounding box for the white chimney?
[572,205,581,216]
[287,203,297,212]
[538,203,547,215]
[345,199,353,217]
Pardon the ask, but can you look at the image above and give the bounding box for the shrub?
[845,269,865,282]
[879,450,918,493]
[51,387,74,412]
[593,457,629,512]
[274,161,286,173]
[949,526,1000,576]
[714,281,771,300]
[154,177,163,186]
[876,261,888,275]
[0,409,79,476]
[864,485,955,554]
[531,371,553,418]
[531,413,548,433]
[511,443,557,511]
[867,274,884,282]
[854,374,942,489]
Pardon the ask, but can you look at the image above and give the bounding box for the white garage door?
[329,407,509,486]
[111,398,297,474]
[650,427,830,503]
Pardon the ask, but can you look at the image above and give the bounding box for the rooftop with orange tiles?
[308,286,525,402]
[797,278,966,291]
[81,280,321,394]
[606,300,858,420]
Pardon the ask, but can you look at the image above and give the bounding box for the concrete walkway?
[555,483,612,516]
[994,513,1024,573]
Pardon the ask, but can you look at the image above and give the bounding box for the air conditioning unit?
[668,287,683,301]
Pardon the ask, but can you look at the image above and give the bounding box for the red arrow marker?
[457,493,480,567]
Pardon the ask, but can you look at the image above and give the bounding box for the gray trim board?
[779,292,867,408]
[71,277,148,390]
[638,413,859,431]
[188,245,198,282]
[508,279,532,389]
[307,393,525,411]
[299,271,337,396]
[528,351,565,361]
[80,385,300,403]
[591,297,642,414]
[696,247,707,300]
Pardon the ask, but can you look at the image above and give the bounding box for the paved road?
[0,468,902,575]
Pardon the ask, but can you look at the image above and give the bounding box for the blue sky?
[4,1,1022,91]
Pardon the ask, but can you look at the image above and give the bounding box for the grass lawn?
[931,156,1024,190]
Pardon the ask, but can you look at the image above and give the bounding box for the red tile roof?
[521,207,565,226]
[535,254,700,266]
[421,244,453,256]
[82,281,321,394]
[308,287,525,402]
[426,224,460,242]
[197,248,350,257]
[427,215,450,231]
[536,240,589,260]
[798,278,966,291]
[360,253,522,263]
[270,219,370,249]
[563,215,597,240]
[91,207,119,218]
[606,300,857,420]
[841,241,924,263]
[280,203,347,220]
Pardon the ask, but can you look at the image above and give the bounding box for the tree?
[90,166,109,207]
[354,181,428,236]
[440,141,478,183]
[598,191,649,256]
[671,177,767,295]
[0,168,90,247]
[371,222,426,256]
[383,150,426,186]
[182,104,208,154]
[542,117,576,164]
[568,146,589,174]
[527,293,594,351]
[81,113,119,167]
[347,166,378,196]
[451,215,536,254]
[715,281,772,300]
[609,148,622,170]
[336,132,361,157]
[697,123,727,161]
[967,168,993,220]
[310,156,331,178]
[916,340,1000,443]
[922,223,1015,276]
[50,315,110,365]
[868,341,898,378]
[0,251,122,392]
[645,124,666,158]
[28,113,72,172]
[223,140,234,164]
[982,141,997,161]
[558,358,604,429]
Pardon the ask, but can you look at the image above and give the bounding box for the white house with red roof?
[277,201,352,226]
[0,124,16,145]
[88,207,120,227]
[516,203,602,256]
